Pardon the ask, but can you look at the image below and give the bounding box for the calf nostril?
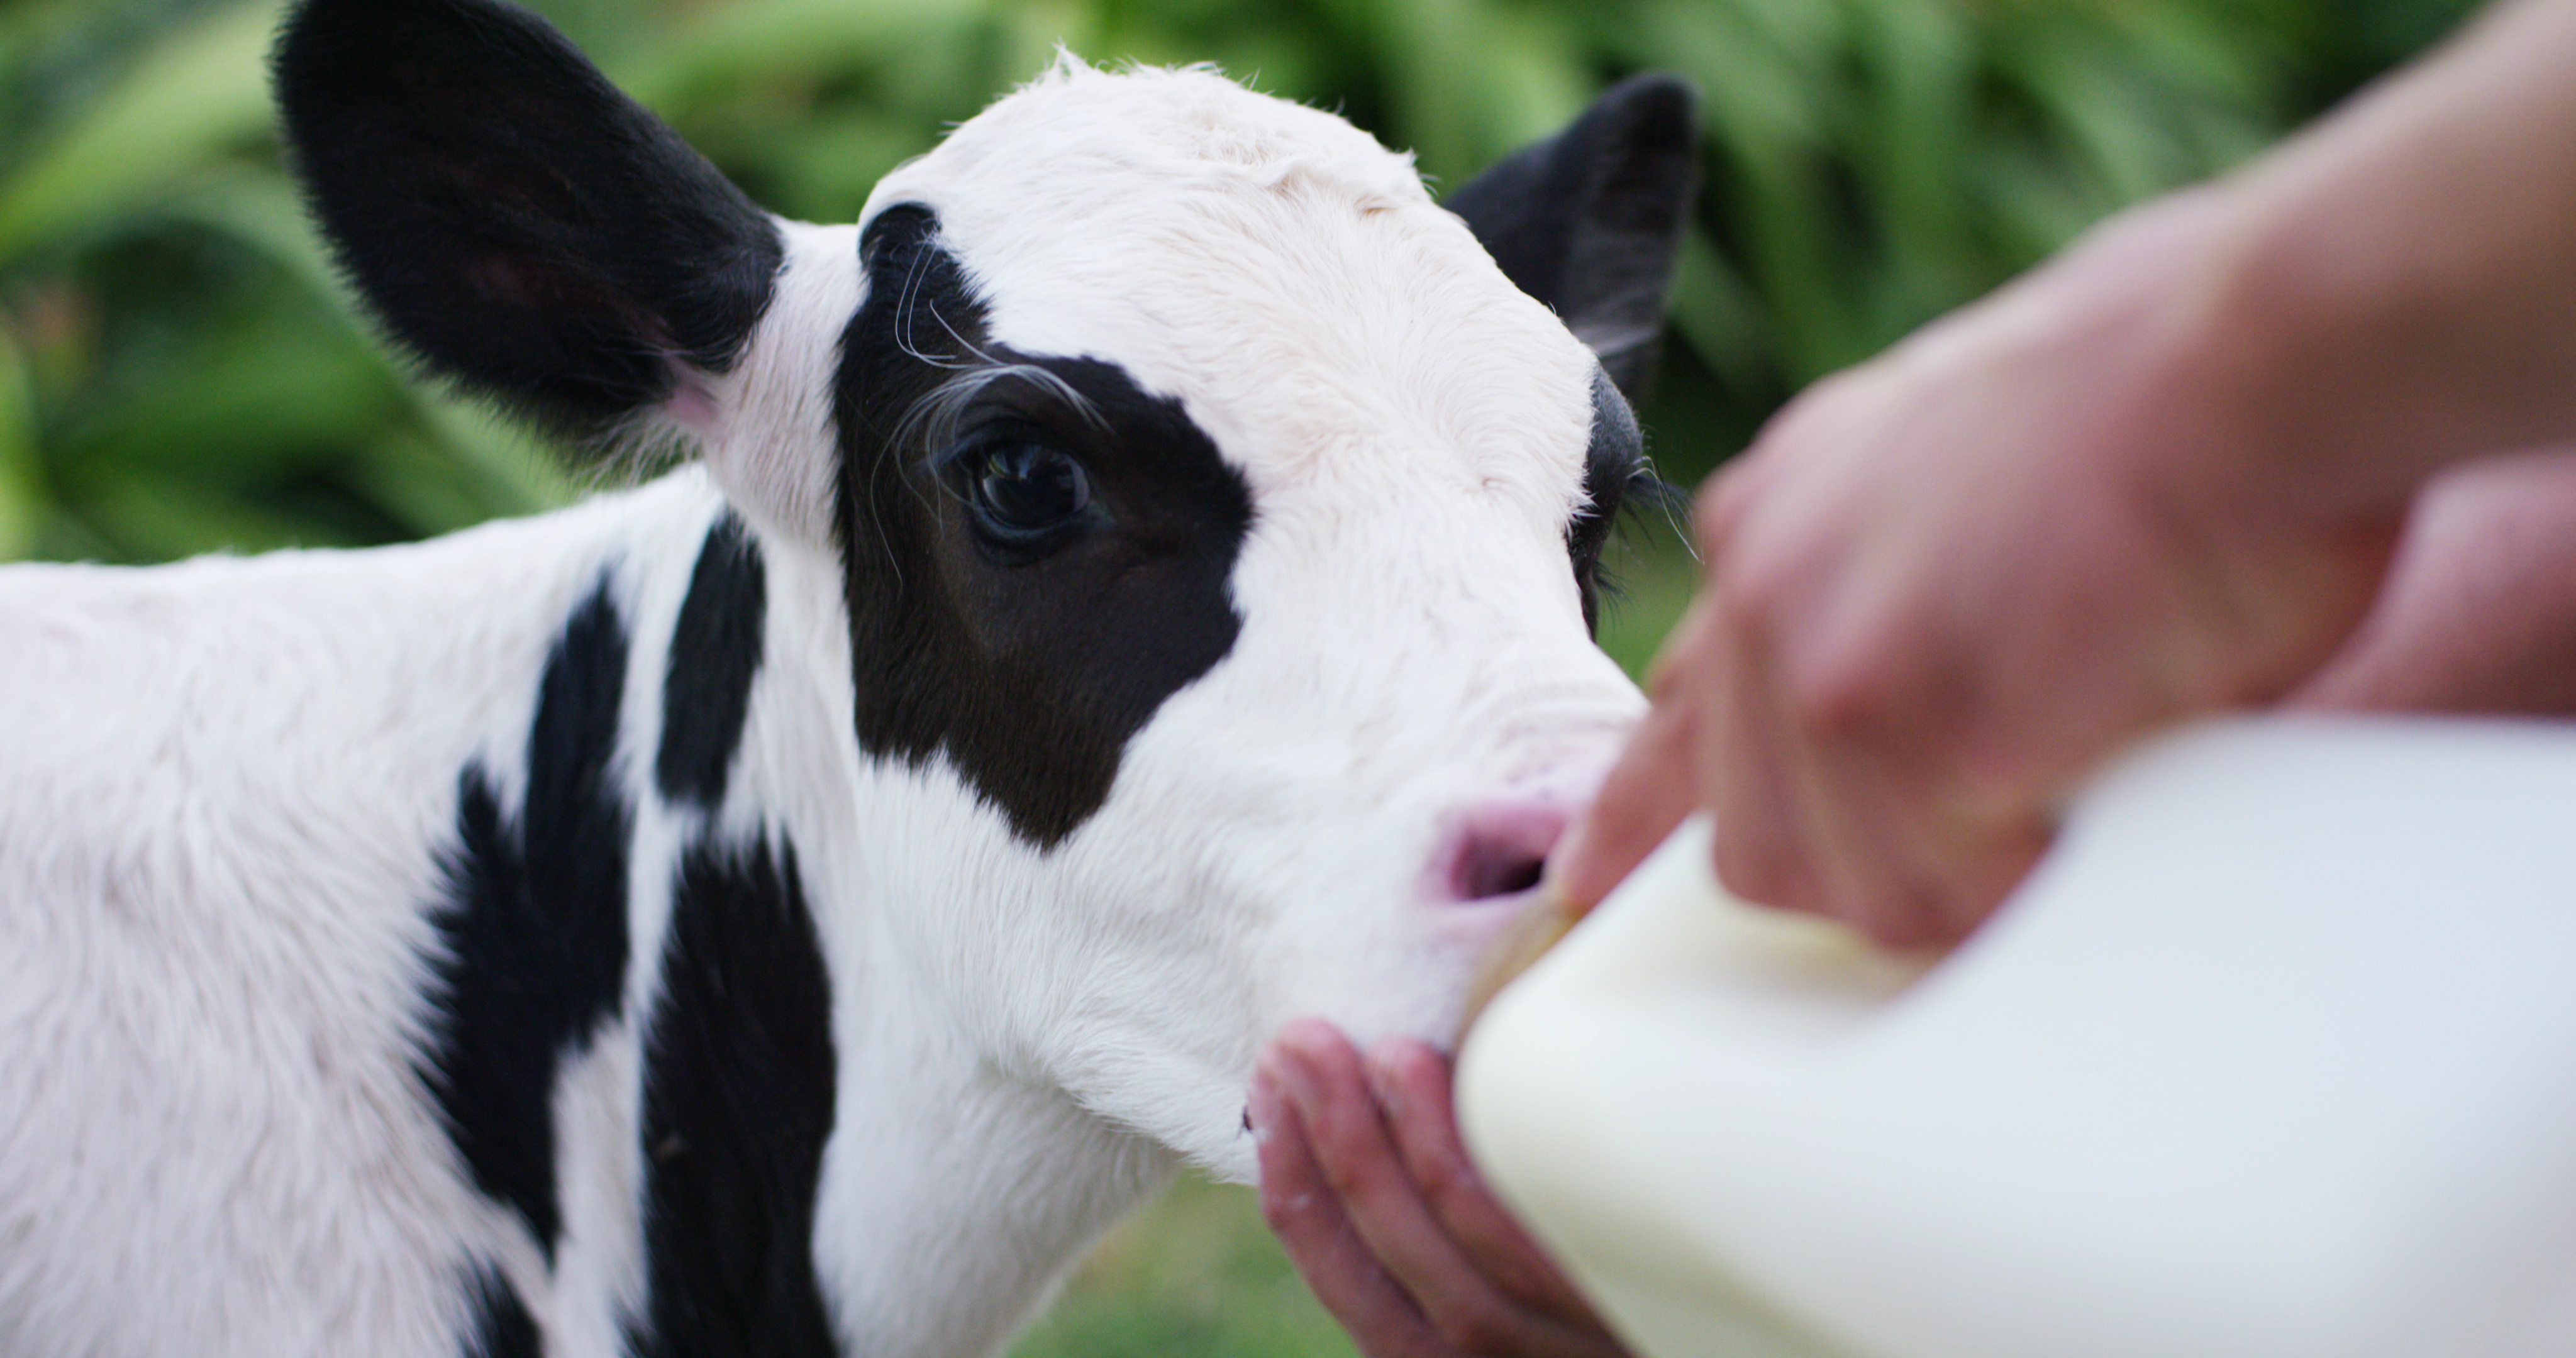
[1457,844,1548,901]
[1438,795,1580,904]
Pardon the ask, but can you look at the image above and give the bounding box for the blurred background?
[0,0,2480,1350]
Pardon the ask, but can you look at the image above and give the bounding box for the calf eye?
[959,441,1093,553]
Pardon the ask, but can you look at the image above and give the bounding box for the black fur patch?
[658,514,767,809]
[273,0,784,441]
[1445,74,1699,399]
[832,205,1255,847]
[629,835,838,1358]
[423,580,633,1260]
[461,1265,541,1358]
[1570,369,1650,634]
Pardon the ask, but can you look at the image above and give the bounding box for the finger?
[1272,1022,1626,1357]
[1933,813,2051,940]
[1551,663,1696,908]
[1787,723,1964,948]
[1754,624,1955,944]
[1253,1042,1455,1358]
[1699,595,1821,912]
[1774,637,2042,947]
[1366,1039,1617,1335]
[1271,1022,1518,1308]
[1552,463,1779,910]
[1789,570,2070,944]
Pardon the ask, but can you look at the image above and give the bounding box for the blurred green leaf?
[618,0,993,111]
[1664,225,1772,401]
[0,0,281,268]
[1463,4,1591,154]
[0,322,38,560]
[0,0,2488,571]
[75,465,331,557]
[157,168,572,519]
[55,301,392,486]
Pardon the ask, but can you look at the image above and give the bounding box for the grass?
[1011,1176,1361,1358]
[1598,509,1706,684]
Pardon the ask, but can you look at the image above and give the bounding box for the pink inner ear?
[666,369,722,440]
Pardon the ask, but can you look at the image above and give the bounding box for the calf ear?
[1445,75,1700,398]
[273,0,783,444]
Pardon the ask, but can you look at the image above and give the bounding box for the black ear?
[1445,74,1700,398]
[273,0,783,441]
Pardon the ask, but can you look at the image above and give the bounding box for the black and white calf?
[0,1,1696,1354]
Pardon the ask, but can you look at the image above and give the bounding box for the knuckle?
[1302,1100,1376,1167]
[1404,1142,1472,1203]
[1418,1176,1481,1236]
[1316,1157,1367,1203]
[1783,651,1896,743]
[1316,1151,1392,1212]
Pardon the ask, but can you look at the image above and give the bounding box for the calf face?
[277,0,1694,1181]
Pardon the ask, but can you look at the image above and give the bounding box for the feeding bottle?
[1457,717,2576,1358]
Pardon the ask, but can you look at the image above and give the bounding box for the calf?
[0,1,1696,1354]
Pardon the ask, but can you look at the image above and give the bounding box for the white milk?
[1458,717,2576,1358]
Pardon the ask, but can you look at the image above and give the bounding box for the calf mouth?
[1454,883,1584,1041]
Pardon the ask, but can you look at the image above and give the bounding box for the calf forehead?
[865,63,1600,506]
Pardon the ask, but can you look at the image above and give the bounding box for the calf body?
[1,473,1177,1355]
[0,3,1696,1354]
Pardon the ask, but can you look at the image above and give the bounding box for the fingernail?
[1269,1044,1321,1112]
[1274,1015,1340,1056]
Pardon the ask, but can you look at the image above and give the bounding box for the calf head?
[279,0,1696,1178]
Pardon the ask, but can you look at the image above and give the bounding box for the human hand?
[1552,0,2576,945]
[1250,1018,1629,1358]
[1554,189,2404,946]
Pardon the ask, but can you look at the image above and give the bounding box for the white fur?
[0,62,1643,1358]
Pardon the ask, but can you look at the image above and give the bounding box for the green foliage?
[1012,1177,1359,1358]
[0,0,2482,564]
[0,0,565,561]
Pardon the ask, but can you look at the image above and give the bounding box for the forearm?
[2181,0,2576,516]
